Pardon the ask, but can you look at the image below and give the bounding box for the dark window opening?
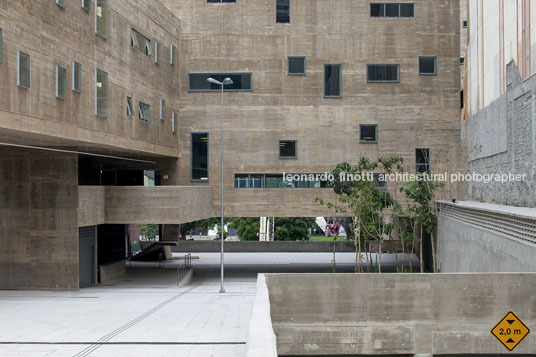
[207,0,236,2]
[374,173,387,189]
[460,56,465,65]
[360,124,378,143]
[276,0,290,23]
[188,73,252,91]
[371,3,414,18]
[324,64,341,97]
[279,140,296,159]
[460,90,464,109]
[367,64,400,82]
[419,56,436,75]
[288,56,306,75]
[192,133,209,181]
[463,20,468,28]
[416,148,430,174]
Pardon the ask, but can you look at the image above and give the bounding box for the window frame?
[366,63,400,83]
[416,148,431,174]
[56,65,67,100]
[276,0,290,24]
[95,0,108,39]
[418,56,437,76]
[288,56,306,76]
[82,0,91,11]
[138,101,152,122]
[17,51,30,89]
[207,0,236,3]
[188,72,253,92]
[191,132,209,182]
[95,68,108,118]
[359,124,378,144]
[172,112,176,132]
[370,3,414,18]
[279,140,297,159]
[460,56,465,65]
[72,61,82,93]
[170,44,176,65]
[154,42,160,64]
[323,64,342,98]
[56,0,67,8]
[159,99,165,120]
[127,96,133,117]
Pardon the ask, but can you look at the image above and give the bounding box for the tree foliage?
[274,217,317,241]
[230,218,260,241]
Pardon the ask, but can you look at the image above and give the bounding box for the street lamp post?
[207,77,233,294]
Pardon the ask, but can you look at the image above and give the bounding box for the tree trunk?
[431,231,437,273]
[378,240,382,273]
[420,224,424,273]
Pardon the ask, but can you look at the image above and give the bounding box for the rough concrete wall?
[266,273,536,356]
[78,186,105,227]
[0,0,180,158]
[173,241,357,253]
[159,0,464,216]
[0,149,79,289]
[465,62,535,206]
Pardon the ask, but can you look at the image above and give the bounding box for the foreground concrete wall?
[0,149,79,289]
[78,186,214,226]
[437,200,536,273]
[174,241,356,253]
[266,273,536,355]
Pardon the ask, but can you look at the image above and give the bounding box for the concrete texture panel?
[173,241,357,253]
[266,273,536,355]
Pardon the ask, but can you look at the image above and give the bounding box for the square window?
[95,68,108,117]
[419,56,436,75]
[360,124,377,143]
[127,97,133,116]
[72,61,82,92]
[370,3,385,17]
[324,64,341,97]
[17,51,30,88]
[82,0,91,11]
[385,3,399,17]
[279,140,297,159]
[56,0,66,8]
[400,3,414,17]
[234,174,249,188]
[56,66,67,99]
[288,56,306,75]
[373,173,387,189]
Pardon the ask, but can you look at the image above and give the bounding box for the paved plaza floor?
[0,252,416,356]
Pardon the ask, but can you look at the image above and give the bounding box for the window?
[416,148,430,174]
[95,68,108,117]
[419,56,436,75]
[56,66,66,99]
[460,56,465,65]
[207,0,235,2]
[138,102,151,122]
[170,44,176,65]
[234,173,330,189]
[82,0,91,11]
[370,3,414,18]
[131,29,151,56]
[154,42,160,64]
[172,112,176,132]
[288,56,306,75]
[127,97,133,116]
[188,73,252,91]
[374,173,386,189]
[360,124,377,143]
[56,0,66,8]
[324,64,341,97]
[17,51,30,88]
[191,133,209,181]
[367,64,400,82]
[279,140,296,159]
[462,20,468,28]
[460,90,464,109]
[0,29,3,64]
[159,99,165,120]
[276,0,290,23]
[72,61,82,92]
[95,0,108,39]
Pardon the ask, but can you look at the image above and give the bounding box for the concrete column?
[0,148,79,289]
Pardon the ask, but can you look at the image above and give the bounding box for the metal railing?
[177,253,192,286]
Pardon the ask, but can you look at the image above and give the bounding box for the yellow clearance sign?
[491,311,531,352]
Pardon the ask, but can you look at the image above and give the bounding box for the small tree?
[230,218,260,241]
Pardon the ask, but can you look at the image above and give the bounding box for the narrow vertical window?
[82,0,91,11]
[416,148,430,174]
[154,42,160,64]
[160,99,165,120]
[170,44,176,65]
[419,56,436,75]
[0,29,3,64]
[279,140,297,159]
[172,112,176,132]
[17,51,30,88]
[72,61,82,92]
[276,0,290,23]
[324,64,341,97]
[95,0,108,39]
[56,0,67,8]
[191,133,209,181]
[127,97,133,116]
[56,66,67,99]
[95,68,108,117]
